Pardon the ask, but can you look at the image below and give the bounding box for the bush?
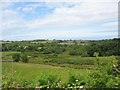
[69,50,79,56]
[38,74,60,88]
[12,53,20,62]
[21,54,29,63]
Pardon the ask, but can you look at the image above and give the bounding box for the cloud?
[1,0,119,2]
[17,3,45,11]
[2,9,25,30]
[4,28,117,40]
[102,22,118,27]
[26,1,118,29]
[22,7,33,11]
[1,1,118,40]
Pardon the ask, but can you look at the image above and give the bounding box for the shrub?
[38,74,60,88]
[21,54,29,63]
[69,50,79,56]
[12,53,20,62]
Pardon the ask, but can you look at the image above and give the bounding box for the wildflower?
[35,86,39,88]
[79,85,84,88]
[68,84,70,87]
[40,86,43,88]
[76,79,78,82]
[116,84,118,86]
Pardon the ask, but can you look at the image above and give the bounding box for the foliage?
[2,61,120,89]
[87,54,120,88]
[12,53,21,62]
[21,54,29,63]
[2,38,120,57]
[86,38,120,56]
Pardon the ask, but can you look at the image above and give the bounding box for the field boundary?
[0,60,13,62]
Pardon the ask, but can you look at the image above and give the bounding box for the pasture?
[2,62,91,88]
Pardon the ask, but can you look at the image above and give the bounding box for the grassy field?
[1,51,114,69]
[2,62,91,88]
[1,39,120,88]
[1,51,119,88]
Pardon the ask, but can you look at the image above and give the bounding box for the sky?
[1,0,119,40]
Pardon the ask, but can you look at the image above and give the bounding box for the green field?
[2,52,119,88]
[2,62,91,82]
[1,39,120,88]
[2,62,92,88]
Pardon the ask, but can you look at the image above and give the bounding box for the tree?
[12,53,20,62]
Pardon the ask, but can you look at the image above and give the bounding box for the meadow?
[2,62,92,88]
[1,38,120,89]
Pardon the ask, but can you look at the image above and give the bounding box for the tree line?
[1,38,120,57]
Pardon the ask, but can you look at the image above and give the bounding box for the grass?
[2,62,91,84]
[1,51,115,70]
[1,52,119,88]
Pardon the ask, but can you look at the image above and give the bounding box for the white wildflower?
[40,86,43,88]
[76,79,78,82]
[79,85,84,88]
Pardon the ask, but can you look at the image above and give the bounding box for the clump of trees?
[86,38,120,56]
[12,53,29,63]
[68,38,119,57]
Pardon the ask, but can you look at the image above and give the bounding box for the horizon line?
[0,37,119,41]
